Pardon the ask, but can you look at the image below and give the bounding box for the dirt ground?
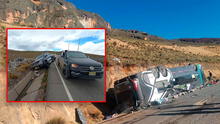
[107,38,220,89]
[159,44,220,57]
[109,37,220,57]
[0,70,78,124]
[1,21,220,124]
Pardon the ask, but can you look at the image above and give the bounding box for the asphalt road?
[101,83,220,124]
[46,62,105,101]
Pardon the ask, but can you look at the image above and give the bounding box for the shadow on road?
[146,102,220,116]
[92,88,117,116]
[158,102,220,110]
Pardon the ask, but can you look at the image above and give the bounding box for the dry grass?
[9,50,103,61]
[9,50,58,60]
[107,33,220,90]
[8,72,18,79]
[15,63,31,72]
[107,37,220,66]
[46,117,66,124]
[79,103,104,123]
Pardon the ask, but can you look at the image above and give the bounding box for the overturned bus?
[112,64,206,113]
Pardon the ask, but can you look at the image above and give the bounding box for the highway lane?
[46,62,105,101]
[101,83,220,124]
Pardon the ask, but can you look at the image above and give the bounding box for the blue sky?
[68,0,220,39]
[8,29,105,55]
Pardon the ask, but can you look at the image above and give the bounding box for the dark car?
[32,53,56,69]
[45,53,56,63]
[57,50,103,79]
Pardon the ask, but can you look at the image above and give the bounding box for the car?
[57,50,103,79]
[32,53,55,69]
[44,53,56,63]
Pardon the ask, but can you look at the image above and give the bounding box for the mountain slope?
[106,30,220,89]
[177,38,220,44]
[0,0,111,28]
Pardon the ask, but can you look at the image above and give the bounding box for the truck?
[57,50,104,79]
[111,64,206,113]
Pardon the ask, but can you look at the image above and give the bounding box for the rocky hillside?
[1,0,220,123]
[110,29,166,42]
[177,38,220,44]
[107,29,220,89]
[0,0,111,28]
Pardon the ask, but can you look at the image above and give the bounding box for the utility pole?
[68,40,70,51]
[77,39,80,51]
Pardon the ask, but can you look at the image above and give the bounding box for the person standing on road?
[208,71,213,81]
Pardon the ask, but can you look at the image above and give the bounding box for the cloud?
[8,29,105,55]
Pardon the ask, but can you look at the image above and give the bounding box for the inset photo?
[7,28,106,102]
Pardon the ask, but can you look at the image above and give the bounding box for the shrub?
[46,117,65,124]
[16,63,31,72]
[9,72,18,79]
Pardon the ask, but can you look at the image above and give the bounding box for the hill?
[177,38,220,44]
[106,29,220,90]
[8,49,104,63]
[107,29,220,66]
[0,0,220,123]
[0,0,111,28]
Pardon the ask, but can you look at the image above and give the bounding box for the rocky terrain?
[0,0,220,123]
[178,38,220,44]
[0,0,111,28]
[107,29,220,89]
[0,0,109,124]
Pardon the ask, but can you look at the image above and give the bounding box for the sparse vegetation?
[1,25,5,32]
[15,63,31,72]
[9,50,59,60]
[46,117,65,124]
[108,44,220,66]
[8,72,18,79]
[9,50,103,62]
[107,34,220,66]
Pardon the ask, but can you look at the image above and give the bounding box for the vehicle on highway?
[112,64,206,113]
[57,50,103,79]
[32,53,56,69]
[44,53,56,63]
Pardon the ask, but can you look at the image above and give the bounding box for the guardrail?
[8,71,34,101]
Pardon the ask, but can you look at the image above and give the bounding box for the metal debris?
[75,108,87,124]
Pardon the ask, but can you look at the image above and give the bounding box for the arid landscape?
[0,0,220,124]
[107,29,220,89]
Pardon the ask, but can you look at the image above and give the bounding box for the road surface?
[46,62,105,101]
[101,83,220,124]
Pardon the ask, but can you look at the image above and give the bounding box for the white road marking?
[54,63,74,101]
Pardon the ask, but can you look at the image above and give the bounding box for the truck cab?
[57,50,104,79]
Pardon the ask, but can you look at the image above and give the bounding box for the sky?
[68,0,220,39]
[8,29,105,55]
